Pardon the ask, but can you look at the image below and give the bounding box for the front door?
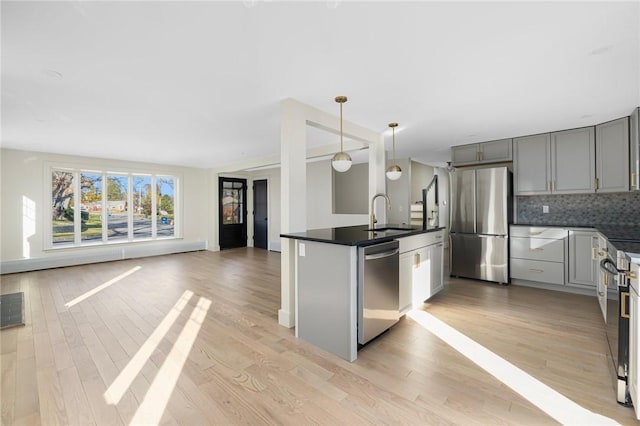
[219,177,247,249]
[253,179,268,250]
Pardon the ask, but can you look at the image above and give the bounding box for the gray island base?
[282,224,445,362]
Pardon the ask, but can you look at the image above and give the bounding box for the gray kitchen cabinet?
[398,230,445,314]
[451,139,512,166]
[451,144,481,166]
[551,127,596,194]
[629,262,640,420]
[510,226,567,286]
[429,241,444,296]
[513,133,552,195]
[514,127,595,195]
[631,107,639,190]
[596,117,629,193]
[568,230,597,287]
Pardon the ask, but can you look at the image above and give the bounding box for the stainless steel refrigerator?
[450,166,512,284]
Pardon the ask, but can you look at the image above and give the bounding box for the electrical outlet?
[543,205,549,214]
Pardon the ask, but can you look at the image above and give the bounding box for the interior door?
[219,177,247,249]
[253,179,268,250]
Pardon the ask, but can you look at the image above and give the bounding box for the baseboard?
[1,240,207,274]
[278,309,294,328]
[269,240,282,252]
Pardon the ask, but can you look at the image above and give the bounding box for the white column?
[279,99,307,328]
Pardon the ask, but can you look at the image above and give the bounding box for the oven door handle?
[600,258,619,275]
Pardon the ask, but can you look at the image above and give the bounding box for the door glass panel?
[156,177,175,237]
[222,181,244,225]
[107,175,129,241]
[81,172,103,242]
[133,176,152,239]
[52,171,74,245]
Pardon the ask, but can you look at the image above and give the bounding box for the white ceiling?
[2,1,639,169]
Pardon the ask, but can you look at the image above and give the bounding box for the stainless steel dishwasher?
[358,240,400,345]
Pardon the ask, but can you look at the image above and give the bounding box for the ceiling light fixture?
[386,122,402,180]
[331,96,353,173]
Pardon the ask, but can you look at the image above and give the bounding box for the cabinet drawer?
[398,230,444,253]
[510,226,567,240]
[510,258,565,285]
[511,237,564,262]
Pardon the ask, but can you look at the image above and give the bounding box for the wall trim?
[1,240,207,274]
[269,240,281,252]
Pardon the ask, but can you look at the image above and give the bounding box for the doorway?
[219,177,247,249]
[253,179,268,250]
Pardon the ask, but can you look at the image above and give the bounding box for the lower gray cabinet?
[568,230,598,287]
[510,226,567,286]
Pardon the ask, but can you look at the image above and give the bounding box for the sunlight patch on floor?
[103,290,194,405]
[129,296,212,426]
[65,266,142,308]
[407,310,620,426]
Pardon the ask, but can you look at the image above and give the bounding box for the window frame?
[45,162,182,250]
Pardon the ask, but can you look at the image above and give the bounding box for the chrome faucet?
[370,193,391,230]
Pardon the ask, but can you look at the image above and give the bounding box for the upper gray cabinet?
[551,127,595,194]
[513,134,551,195]
[514,127,595,195]
[451,139,512,166]
[631,108,639,190]
[596,117,629,193]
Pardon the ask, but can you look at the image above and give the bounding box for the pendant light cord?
[392,126,396,162]
[340,101,344,152]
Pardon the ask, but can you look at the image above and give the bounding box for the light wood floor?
[1,248,637,425]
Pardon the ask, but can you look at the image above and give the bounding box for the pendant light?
[331,96,353,172]
[386,122,402,180]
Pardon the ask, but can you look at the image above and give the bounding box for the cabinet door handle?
[595,178,599,190]
[529,247,544,251]
[552,181,556,192]
[592,247,597,260]
[548,181,552,192]
[599,291,605,297]
[528,269,544,273]
[415,252,420,267]
[437,243,443,247]
[604,274,609,286]
[621,292,630,319]
[529,231,542,235]
[632,172,637,188]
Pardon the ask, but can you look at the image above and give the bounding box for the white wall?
[306,160,369,229]
[1,148,210,273]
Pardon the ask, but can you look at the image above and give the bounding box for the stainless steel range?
[599,239,633,405]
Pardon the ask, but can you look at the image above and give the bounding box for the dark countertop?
[513,223,640,255]
[281,224,444,247]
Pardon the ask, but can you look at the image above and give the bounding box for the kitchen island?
[281,224,445,361]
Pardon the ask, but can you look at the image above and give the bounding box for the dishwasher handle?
[364,248,399,261]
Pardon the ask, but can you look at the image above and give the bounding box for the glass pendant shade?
[332,151,353,172]
[386,164,402,180]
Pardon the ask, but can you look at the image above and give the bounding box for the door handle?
[528,269,544,273]
[529,247,544,251]
[599,291,605,297]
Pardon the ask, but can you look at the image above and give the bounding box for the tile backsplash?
[516,193,640,226]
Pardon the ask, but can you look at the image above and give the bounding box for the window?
[221,180,244,225]
[50,167,179,248]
